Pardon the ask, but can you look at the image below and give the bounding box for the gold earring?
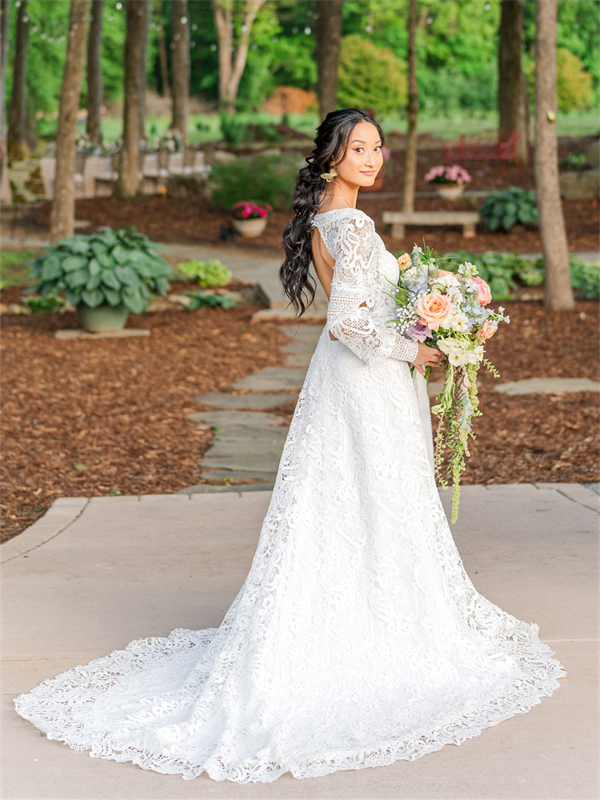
[320,167,337,183]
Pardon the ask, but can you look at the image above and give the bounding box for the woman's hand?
[411,342,443,376]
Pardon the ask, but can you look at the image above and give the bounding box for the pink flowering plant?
[386,243,509,522]
[231,201,272,220]
[424,164,472,186]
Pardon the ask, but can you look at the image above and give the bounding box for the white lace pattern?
[13,208,566,783]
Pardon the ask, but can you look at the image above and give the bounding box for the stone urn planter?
[436,183,465,200]
[231,216,268,238]
[230,201,272,238]
[76,301,130,332]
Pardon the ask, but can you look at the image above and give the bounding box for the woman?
[14,109,565,783]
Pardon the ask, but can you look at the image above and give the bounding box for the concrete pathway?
[2,484,598,799]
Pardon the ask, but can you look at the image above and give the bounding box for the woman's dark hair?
[279,108,385,317]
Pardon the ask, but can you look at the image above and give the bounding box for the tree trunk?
[170,0,189,137]
[0,0,9,148]
[403,0,418,213]
[155,0,170,99]
[50,0,89,242]
[212,0,265,111]
[7,0,29,161]
[315,0,344,121]
[139,0,150,139]
[498,0,528,164]
[534,0,573,310]
[114,0,146,199]
[86,0,104,146]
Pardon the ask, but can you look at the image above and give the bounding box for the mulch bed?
[0,303,287,543]
[25,136,600,255]
[273,299,600,486]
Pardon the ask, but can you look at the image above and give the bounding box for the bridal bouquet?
[386,244,510,523]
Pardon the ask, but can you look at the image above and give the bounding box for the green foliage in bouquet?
[479,187,539,232]
[26,227,174,314]
[177,259,232,287]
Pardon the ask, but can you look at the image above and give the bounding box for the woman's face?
[333,121,384,187]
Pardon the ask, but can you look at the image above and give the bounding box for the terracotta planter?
[76,301,129,332]
[231,216,268,238]
[435,183,465,200]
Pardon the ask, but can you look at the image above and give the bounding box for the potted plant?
[27,226,174,332]
[424,164,472,200]
[361,145,391,192]
[230,200,272,238]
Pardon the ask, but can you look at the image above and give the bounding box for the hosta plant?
[177,259,232,287]
[479,187,539,232]
[27,227,174,314]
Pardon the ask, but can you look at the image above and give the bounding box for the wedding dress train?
[14,207,566,783]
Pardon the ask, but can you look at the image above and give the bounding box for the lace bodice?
[311,208,418,365]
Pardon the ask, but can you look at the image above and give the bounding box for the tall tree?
[7,0,29,161]
[0,0,9,149]
[534,0,573,311]
[114,0,147,199]
[139,0,151,138]
[50,0,89,242]
[315,0,344,121]
[498,0,528,164]
[403,0,419,213]
[86,0,104,146]
[170,0,189,137]
[212,0,266,112]
[155,0,170,99]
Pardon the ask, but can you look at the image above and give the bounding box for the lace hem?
[14,627,566,783]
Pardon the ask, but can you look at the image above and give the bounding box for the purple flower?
[406,322,431,343]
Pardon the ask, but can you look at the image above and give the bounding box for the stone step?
[194,392,297,410]
[494,377,600,395]
[232,366,307,392]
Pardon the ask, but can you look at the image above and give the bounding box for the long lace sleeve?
[327,214,419,366]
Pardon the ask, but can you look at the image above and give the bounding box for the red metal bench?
[444,131,520,175]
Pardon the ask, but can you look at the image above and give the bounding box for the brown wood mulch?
[27,137,599,255]
[0,304,287,543]
[1,297,598,544]
[273,299,600,487]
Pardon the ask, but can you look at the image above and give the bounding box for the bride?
[14,108,566,783]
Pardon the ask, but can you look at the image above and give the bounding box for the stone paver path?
[2,484,597,799]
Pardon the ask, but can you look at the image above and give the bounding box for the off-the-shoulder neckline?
[313,207,368,219]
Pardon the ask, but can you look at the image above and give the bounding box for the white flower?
[433,274,461,290]
[446,313,469,333]
[448,352,466,366]
[474,344,485,360]
[438,337,464,354]
[465,350,479,365]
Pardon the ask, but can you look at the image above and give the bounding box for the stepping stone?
[177,482,274,495]
[494,377,600,395]
[233,367,307,392]
[187,410,288,436]
[282,351,314,368]
[194,468,278,482]
[55,328,150,340]
[278,324,324,344]
[194,393,297,410]
[200,448,284,474]
[253,309,327,323]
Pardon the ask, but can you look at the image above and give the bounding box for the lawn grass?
[0,250,39,289]
[91,108,600,145]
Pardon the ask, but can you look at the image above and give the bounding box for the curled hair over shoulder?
[279,108,385,317]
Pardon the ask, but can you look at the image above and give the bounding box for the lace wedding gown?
[14,207,566,783]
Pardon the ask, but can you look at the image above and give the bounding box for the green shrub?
[479,187,539,232]
[559,151,588,170]
[444,250,521,300]
[210,153,298,212]
[338,35,407,117]
[183,290,237,310]
[27,227,174,313]
[177,259,232,287]
[569,259,600,298]
[219,112,249,147]
[556,48,594,112]
[25,295,66,314]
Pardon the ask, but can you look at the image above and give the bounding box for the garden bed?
[0,303,287,543]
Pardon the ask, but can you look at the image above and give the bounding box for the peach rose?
[397,253,412,270]
[476,320,498,339]
[436,269,452,277]
[473,277,492,305]
[416,293,453,332]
